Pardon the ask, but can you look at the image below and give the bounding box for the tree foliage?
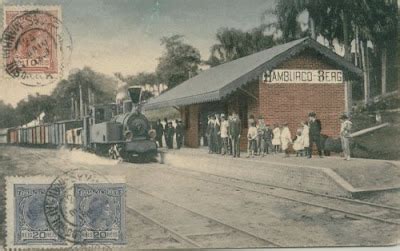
[268,0,399,97]
[53,67,116,105]
[156,35,202,89]
[51,67,117,120]
[14,94,57,124]
[0,101,19,128]
[267,0,398,54]
[207,27,276,66]
[114,72,156,101]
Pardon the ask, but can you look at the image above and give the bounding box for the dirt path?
[1,146,399,248]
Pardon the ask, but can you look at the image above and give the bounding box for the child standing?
[340,114,352,161]
[280,123,292,157]
[293,128,305,156]
[272,124,281,154]
[247,122,258,158]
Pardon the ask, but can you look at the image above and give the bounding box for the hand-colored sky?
[1,0,275,106]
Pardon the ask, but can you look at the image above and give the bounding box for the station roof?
[145,37,363,110]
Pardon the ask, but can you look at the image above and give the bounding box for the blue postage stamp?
[74,183,126,245]
[12,183,66,247]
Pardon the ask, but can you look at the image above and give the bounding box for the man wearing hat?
[155,119,164,147]
[166,121,175,149]
[175,120,184,149]
[308,112,323,158]
[340,114,352,160]
[256,116,264,155]
[229,111,241,157]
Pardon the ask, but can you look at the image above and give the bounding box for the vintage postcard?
[0,0,399,250]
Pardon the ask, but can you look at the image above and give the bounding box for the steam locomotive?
[0,86,159,162]
[87,86,158,161]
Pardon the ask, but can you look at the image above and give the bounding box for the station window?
[95,108,105,122]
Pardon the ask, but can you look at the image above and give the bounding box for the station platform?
[162,148,400,198]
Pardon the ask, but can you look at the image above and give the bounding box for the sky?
[0,0,276,106]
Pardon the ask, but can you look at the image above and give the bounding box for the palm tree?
[207,27,275,66]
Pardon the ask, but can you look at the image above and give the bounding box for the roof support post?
[238,87,258,101]
[344,80,352,114]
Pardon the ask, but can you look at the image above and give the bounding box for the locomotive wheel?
[108,144,122,160]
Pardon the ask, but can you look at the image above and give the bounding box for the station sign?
[263,69,343,84]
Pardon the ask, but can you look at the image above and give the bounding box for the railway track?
[28,150,279,248]
[30,149,400,225]
[29,149,400,227]
[162,165,400,225]
[126,185,279,248]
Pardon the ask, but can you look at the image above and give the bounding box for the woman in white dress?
[272,124,281,153]
[280,123,292,157]
[293,128,305,156]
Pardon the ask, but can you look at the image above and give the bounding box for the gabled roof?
[145,37,362,110]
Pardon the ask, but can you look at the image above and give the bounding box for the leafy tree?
[266,0,399,102]
[52,67,117,120]
[114,72,156,101]
[14,94,57,125]
[141,90,155,101]
[125,72,158,86]
[207,26,276,66]
[0,101,18,128]
[156,35,201,89]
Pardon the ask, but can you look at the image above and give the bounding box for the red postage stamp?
[2,6,72,86]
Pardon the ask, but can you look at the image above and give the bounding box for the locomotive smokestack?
[127,86,142,105]
[127,86,143,113]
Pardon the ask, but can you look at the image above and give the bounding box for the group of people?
[154,118,184,150]
[206,111,353,160]
[206,111,242,157]
[152,111,353,161]
[245,112,322,158]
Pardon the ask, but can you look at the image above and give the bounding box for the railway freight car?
[0,128,8,144]
[0,87,159,162]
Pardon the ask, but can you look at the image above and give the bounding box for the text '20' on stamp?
[6,176,126,249]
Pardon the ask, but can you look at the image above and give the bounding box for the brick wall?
[259,50,345,138]
[181,104,200,148]
[181,49,346,150]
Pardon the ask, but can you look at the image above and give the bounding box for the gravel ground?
[0,146,399,248]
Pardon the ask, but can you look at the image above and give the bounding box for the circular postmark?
[2,8,73,87]
[43,168,115,247]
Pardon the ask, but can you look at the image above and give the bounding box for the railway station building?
[145,38,363,150]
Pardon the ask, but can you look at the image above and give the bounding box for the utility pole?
[79,85,84,119]
[74,99,79,119]
[361,41,370,106]
[71,96,74,120]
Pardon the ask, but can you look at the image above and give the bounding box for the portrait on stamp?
[74,183,126,245]
[6,178,67,248]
